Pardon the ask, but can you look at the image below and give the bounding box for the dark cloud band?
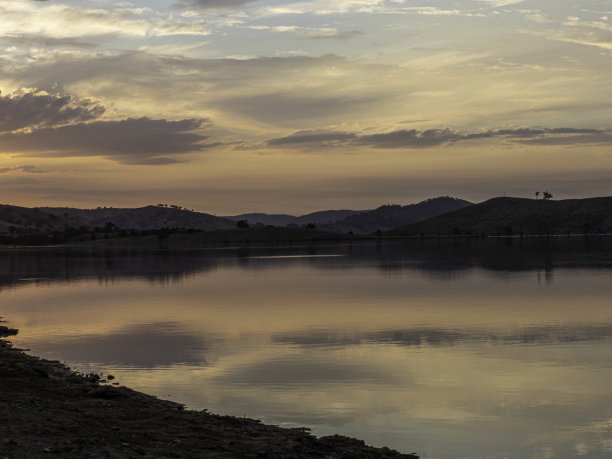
[266,127,612,150]
[0,117,212,165]
[0,165,46,174]
[0,90,105,133]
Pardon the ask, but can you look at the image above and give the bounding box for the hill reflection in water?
[2,236,611,288]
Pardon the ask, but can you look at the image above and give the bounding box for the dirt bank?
[0,328,417,458]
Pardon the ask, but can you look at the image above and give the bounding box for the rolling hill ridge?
[4,196,611,242]
[0,204,236,234]
[389,196,612,236]
[324,197,472,234]
[224,197,472,234]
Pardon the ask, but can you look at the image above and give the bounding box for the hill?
[324,197,472,234]
[0,197,473,242]
[224,213,296,227]
[294,209,367,225]
[389,196,612,236]
[224,209,367,227]
[0,204,235,234]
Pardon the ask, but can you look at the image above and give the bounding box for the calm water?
[1,239,612,458]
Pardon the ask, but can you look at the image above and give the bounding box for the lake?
[1,238,611,458]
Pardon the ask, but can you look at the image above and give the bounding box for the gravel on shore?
[0,326,418,459]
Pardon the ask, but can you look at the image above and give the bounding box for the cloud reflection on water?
[30,322,210,367]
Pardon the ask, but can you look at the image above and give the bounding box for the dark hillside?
[326,197,472,234]
[0,204,235,235]
[224,209,366,227]
[389,197,612,236]
[223,213,296,226]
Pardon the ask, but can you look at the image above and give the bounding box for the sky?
[1,0,611,214]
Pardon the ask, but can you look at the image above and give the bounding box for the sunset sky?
[1,0,611,214]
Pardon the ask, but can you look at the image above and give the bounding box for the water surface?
[1,239,611,458]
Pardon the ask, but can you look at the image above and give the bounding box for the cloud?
[261,0,385,16]
[0,34,96,48]
[8,51,348,99]
[310,30,365,40]
[523,17,612,51]
[268,128,473,149]
[6,52,380,127]
[479,0,525,6]
[0,90,105,133]
[0,165,46,174]
[257,1,479,18]
[176,0,260,9]
[0,2,210,41]
[397,7,484,17]
[266,127,475,149]
[213,92,382,125]
[357,128,471,148]
[0,117,213,165]
[521,11,554,24]
[267,130,357,146]
[266,127,612,150]
[496,127,599,137]
[517,130,612,146]
[245,25,364,39]
[259,4,485,18]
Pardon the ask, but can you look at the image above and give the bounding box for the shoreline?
[1,231,611,253]
[0,327,417,458]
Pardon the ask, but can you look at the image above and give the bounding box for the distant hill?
[224,213,296,227]
[388,196,612,236]
[1,198,473,238]
[324,197,472,234]
[224,209,367,227]
[294,209,367,225]
[223,198,471,234]
[0,204,235,234]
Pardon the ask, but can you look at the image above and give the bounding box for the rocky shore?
[0,325,417,458]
